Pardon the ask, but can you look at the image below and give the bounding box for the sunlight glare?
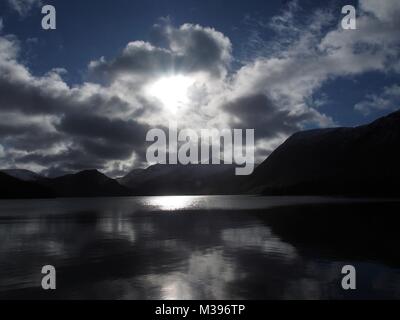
[146,75,194,113]
[149,196,195,211]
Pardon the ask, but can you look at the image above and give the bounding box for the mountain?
[247,110,400,196]
[118,163,246,195]
[0,169,131,199]
[0,172,54,199]
[43,170,132,197]
[2,110,400,198]
[0,169,42,182]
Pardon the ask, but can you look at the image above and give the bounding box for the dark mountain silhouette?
[247,110,400,196]
[0,169,131,199]
[0,172,54,199]
[43,170,131,198]
[1,110,400,199]
[0,169,42,182]
[118,163,246,195]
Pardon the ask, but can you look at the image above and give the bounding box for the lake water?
[1,195,400,300]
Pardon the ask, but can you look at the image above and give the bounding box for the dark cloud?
[223,94,315,140]
[0,76,61,115]
[3,111,151,175]
[0,32,152,176]
[57,112,150,160]
[3,131,62,152]
[0,111,62,152]
[0,119,39,137]
[57,112,148,146]
[0,71,136,117]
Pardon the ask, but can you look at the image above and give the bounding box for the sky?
[0,0,399,177]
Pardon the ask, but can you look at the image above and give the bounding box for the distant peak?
[76,169,102,176]
[0,169,42,181]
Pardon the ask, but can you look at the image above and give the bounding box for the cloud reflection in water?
[1,197,400,299]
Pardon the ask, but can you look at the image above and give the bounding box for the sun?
[146,75,194,113]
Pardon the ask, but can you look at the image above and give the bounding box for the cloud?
[355,84,400,115]
[228,0,399,130]
[7,0,42,17]
[0,34,150,176]
[1,0,400,176]
[89,23,232,83]
[222,94,325,139]
[360,0,400,23]
[89,42,173,84]
[56,111,150,161]
[318,1,400,73]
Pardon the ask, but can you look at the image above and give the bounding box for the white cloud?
[7,0,42,16]
[89,23,232,82]
[360,0,400,23]
[355,84,400,115]
[231,0,400,126]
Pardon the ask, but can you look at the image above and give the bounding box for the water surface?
[1,196,400,299]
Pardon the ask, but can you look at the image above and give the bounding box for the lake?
[1,195,400,300]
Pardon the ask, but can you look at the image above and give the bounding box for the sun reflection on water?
[147,196,199,211]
